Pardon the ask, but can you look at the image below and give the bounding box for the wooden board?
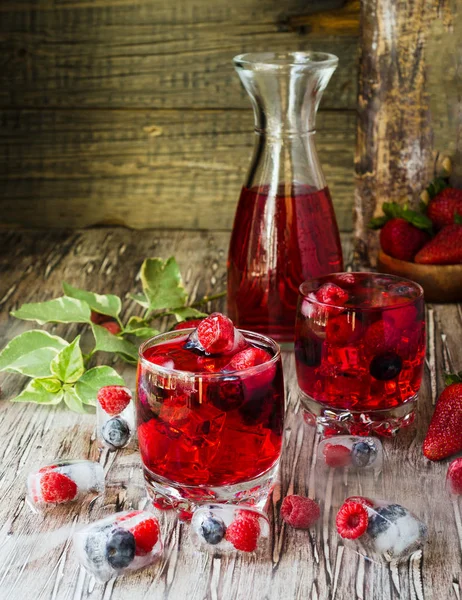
[0,109,356,231]
[0,228,461,599]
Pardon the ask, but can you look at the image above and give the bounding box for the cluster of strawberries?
[370,186,462,264]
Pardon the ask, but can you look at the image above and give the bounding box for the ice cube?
[27,460,104,508]
[317,436,382,472]
[184,313,247,356]
[337,499,427,563]
[97,397,135,451]
[73,510,163,582]
[446,458,462,495]
[191,504,269,554]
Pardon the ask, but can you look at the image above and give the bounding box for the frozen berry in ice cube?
[363,320,400,354]
[207,378,244,412]
[336,501,369,539]
[326,313,363,345]
[199,514,226,545]
[225,514,260,552]
[101,416,131,449]
[316,283,349,306]
[97,385,132,416]
[225,346,272,371]
[105,528,136,569]
[172,318,204,331]
[323,443,351,468]
[369,352,402,381]
[351,440,377,467]
[447,458,462,495]
[38,471,78,504]
[197,313,236,354]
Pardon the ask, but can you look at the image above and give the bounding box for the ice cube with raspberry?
[27,460,105,508]
[191,504,269,554]
[336,498,427,563]
[73,510,163,582]
[447,458,462,495]
[184,313,247,356]
[97,385,135,451]
[317,436,382,471]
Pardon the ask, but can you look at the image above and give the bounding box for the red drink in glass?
[295,273,425,436]
[228,184,343,343]
[136,329,284,510]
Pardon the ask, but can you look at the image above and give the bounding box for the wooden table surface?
[0,228,461,600]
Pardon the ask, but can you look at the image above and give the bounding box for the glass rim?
[233,51,339,71]
[138,328,281,379]
[299,272,424,312]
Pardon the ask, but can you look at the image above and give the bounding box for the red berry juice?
[136,331,284,491]
[295,273,425,435]
[227,184,343,343]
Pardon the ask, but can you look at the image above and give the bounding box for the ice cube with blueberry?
[27,459,105,508]
[97,385,135,451]
[318,435,382,471]
[191,504,269,554]
[336,498,427,563]
[74,510,162,582]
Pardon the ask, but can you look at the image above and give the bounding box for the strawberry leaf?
[426,177,448,200]
[445,372,462,385]
[455,213,462,225]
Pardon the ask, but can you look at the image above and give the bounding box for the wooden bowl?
[377,251,462,302]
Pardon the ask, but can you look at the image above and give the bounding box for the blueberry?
[369,352,402,381]
[295,338,322,368]
[105,528,136,569]
[183,330,206,355]
[200,515,226,545]
[367,504,408,537]
[351,440,377,467]
[102,416,130,449]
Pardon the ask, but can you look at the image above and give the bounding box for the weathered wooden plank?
[0,228,461,600]
[0,0,358,110]
[0,109,356,231]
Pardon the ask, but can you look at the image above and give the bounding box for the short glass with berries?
[135,313,285,513]
[295,273,425,436]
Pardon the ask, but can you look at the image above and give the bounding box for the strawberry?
[280,495,320,529]
[40,471,78,504]
[379,218,430,261]
[97,385,132,415]
[427,188,462,230]
[423,373,462,460]
[414,224,462,265]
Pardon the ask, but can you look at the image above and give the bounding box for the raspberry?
[97,385,132,416]
[336,501,369,539]
[447,458,462,495]
[323,443,351,467]
[90,311,108,325]
[315,283,349,306]
[173,319,204,331]
[363,320,399,355]
[130,517,160,555]
[225,515,260,552]
[178,509,194,522]
[326,313,362,345]
[345,496,374,507]
[280,495,320,529]
[100,321,121,335]
[225,347,272,371]
[197,313,236,354]
[40,471,78,504]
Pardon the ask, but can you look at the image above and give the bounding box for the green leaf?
[445,371,462,385]
[75,366,125,406]
[368,215,389,229]
[63,386,87,414]
[129,293,150,309]
[401,208,433,232]
[11,297,91,325]
[427,177,448,200]
[172,307,207,321]
[91,324,139,363]
[38,378,62,393]
[50,336,85,383]
[0,330,68,378]
[455,213,462,225]
[63,282,122,321]
[124,317,159,340]
[382,202,402,219]
[11,378,64,405]
[141,257,187,311]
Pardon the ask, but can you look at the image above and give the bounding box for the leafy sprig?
[0,256,224,412]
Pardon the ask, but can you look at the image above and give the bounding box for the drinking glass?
[295,273,425,436]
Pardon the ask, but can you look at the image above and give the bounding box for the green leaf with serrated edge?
[63,386,87,414]
[11,379,64,405]
[63,282,122,321]
[172,307,208,321]
[50,336,85,383]
[455,213,462,225]
[75,366,125,406]
[427,177,448,200]
[129,293,150,309]
[0,330,68,378]
[141,257,187,311]
[11,297,91,325]
[91,324,139,362]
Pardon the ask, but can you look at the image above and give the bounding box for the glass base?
[299,391,417,437]
[143,462,279,514]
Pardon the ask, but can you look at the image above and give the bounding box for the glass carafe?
[227,52,343,344]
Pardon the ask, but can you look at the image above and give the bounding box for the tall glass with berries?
[295,273,425,436]
[135,313,284,535]
[227,52,344,344]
